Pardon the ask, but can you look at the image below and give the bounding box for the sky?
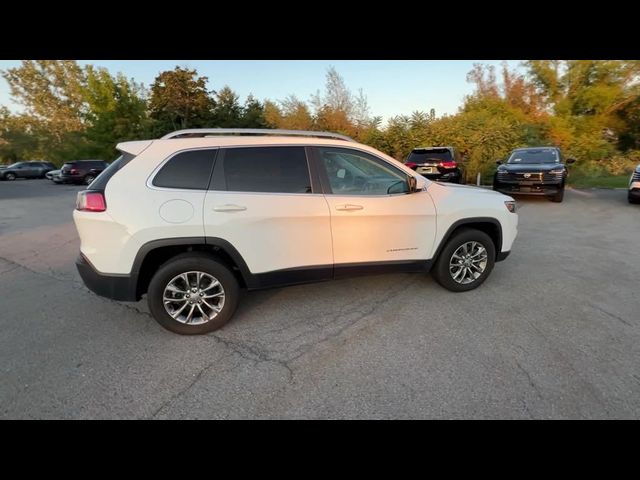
[0,60,523,122]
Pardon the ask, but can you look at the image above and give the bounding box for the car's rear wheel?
[147,253,239,335]
[84,174,95,185]
[5,172,16,181]
[432,228,496,292]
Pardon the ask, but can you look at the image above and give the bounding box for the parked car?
[493,147,575,202]
[404,146,465,183]
[73,128,518,335]
[46,169,62,183]
[629,164,640,204]
[60,160,109,185]
[0,161,55,180]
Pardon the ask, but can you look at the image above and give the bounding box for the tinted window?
[221,147,311,194]
[318,147,409,195]
[90,153,136,191]
[153,149,216,190]
[406,148,453,163]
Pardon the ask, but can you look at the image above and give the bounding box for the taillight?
[440,161,457,169]
[405,162,417,169]
[76,191,106,212]
[70,168,79,175]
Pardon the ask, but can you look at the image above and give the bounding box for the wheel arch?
[133,237,256,299]
[432,217,503,263]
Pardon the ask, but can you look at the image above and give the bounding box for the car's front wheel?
[147,253,240,335]
[550,185,565,202]
[432,228,496,292]
[4,172,16,181]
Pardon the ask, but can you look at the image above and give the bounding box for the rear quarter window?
[89,153,136,191]
[152,149,217,190]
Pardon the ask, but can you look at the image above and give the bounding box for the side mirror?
[566,158,576,164]
[407,175,418,193]
[496,160,503,165]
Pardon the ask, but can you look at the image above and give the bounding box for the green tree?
[148,66,214,135]
[80,67,148,159]
[212,86,243,127]
[239,94,267,128]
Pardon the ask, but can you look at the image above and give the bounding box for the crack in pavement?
[146,276,418,418]
[0,255,83,287]
[590,304,633,327]
[515,360,544,401]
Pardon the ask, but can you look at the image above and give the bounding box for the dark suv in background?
[493,147,575,203]
[60,160,109,185]
[0,161,56,180]
[404,146,465,183]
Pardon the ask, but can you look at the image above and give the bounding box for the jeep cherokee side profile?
[73,129,518,335]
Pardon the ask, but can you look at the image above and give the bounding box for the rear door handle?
[336,204,364,211]
[213,204,247,212]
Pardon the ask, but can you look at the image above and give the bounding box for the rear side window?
[217,147,311,194]
[153,149,216,190]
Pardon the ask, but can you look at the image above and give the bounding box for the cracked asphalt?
[1,179,639,419]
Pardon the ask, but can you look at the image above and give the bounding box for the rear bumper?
[421,171,462,183]
[76,253,138,301]
[60,176,83,184]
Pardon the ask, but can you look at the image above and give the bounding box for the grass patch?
[568,174,630,189]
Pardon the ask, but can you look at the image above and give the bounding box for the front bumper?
[76,253,138,301]
[494,180,562,196]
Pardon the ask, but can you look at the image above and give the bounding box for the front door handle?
[336,204,364,211]
[213,204,247,212]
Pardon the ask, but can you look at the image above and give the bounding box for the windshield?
[407,148,453,163]
[508,149,559,164]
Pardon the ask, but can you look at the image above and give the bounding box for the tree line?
[1,60,639,180]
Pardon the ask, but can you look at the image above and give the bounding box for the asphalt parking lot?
[1,179,639,419]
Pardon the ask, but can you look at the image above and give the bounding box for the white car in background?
[73,129,519,335]
[629,164,640,204]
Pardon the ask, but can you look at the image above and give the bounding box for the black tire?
[5,172,16,181]
[629,194,640,204]
[147,252,239,335]
[432,228,496,292]
[550,186,564,203]
[84,174,96,185]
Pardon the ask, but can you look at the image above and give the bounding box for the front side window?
[318,147,409,195]
[153,149,216,190]
[220,147,311,194]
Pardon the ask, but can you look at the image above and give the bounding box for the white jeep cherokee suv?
[73,129,518,334]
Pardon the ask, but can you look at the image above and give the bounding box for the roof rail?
[160,128,355,142]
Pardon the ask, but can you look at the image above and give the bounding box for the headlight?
[550,168,564,174]
[504,200,517,213]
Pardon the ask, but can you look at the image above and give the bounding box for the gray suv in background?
[0,161,56,180]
